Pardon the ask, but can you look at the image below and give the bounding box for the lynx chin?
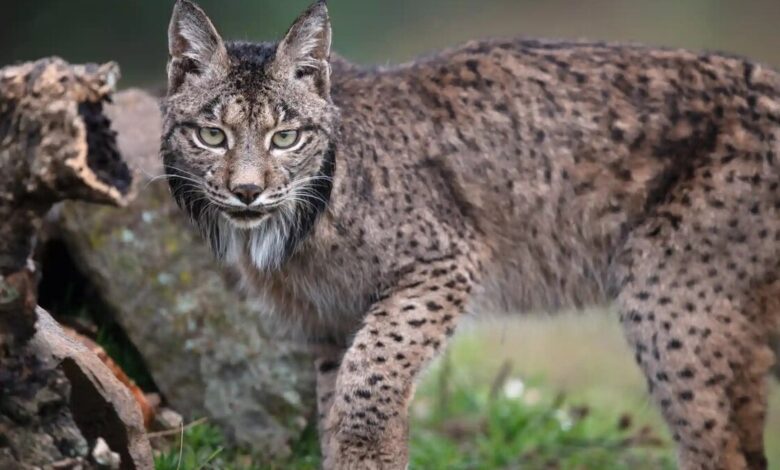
[162,1,780,468]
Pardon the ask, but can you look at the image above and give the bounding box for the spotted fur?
[162,1,780,468]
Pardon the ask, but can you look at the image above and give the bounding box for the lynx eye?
[271,130,300,149]
[197,127,226,147]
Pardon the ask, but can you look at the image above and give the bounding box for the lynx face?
[162,0,337,269]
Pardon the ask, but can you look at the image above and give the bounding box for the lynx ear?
[167,0,229,93]
[272,1,332,99]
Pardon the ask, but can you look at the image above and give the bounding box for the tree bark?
[0,57,151,469]
[0,57,130,346]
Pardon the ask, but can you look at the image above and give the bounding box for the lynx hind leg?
[614,209,778,469]
[730,281,780,469]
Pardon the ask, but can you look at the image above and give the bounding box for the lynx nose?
[231,184,262,205]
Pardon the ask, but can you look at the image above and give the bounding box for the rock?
[153,408,183,431]
[53,89,315,457]
[92,438,121,469]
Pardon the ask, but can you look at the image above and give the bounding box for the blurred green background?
[2,0,780,86]
[3,1,779,468]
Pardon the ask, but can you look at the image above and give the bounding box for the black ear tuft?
[272,1,332,99]
[167,0,229,93]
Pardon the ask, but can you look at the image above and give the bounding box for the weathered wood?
[0,57,131,348]
[0,57,150,469]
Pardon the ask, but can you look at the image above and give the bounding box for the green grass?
[154,315,681,469]
[154,423,227,470]
[153,367,674,469]
[408,353,675,469]
[154,419,320,470]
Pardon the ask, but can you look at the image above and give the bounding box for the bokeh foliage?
[2,0,779,87]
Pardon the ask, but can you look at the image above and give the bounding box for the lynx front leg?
[313,345,345,466]
[323,259,474,470]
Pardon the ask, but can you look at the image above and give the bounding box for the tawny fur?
[162,1,780,468]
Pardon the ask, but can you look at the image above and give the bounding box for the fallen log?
[0,57,130,346]
[0,57,152,469]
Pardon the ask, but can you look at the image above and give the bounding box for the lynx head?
[162,0,338,270]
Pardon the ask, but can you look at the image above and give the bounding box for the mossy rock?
[52,89,315,458]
